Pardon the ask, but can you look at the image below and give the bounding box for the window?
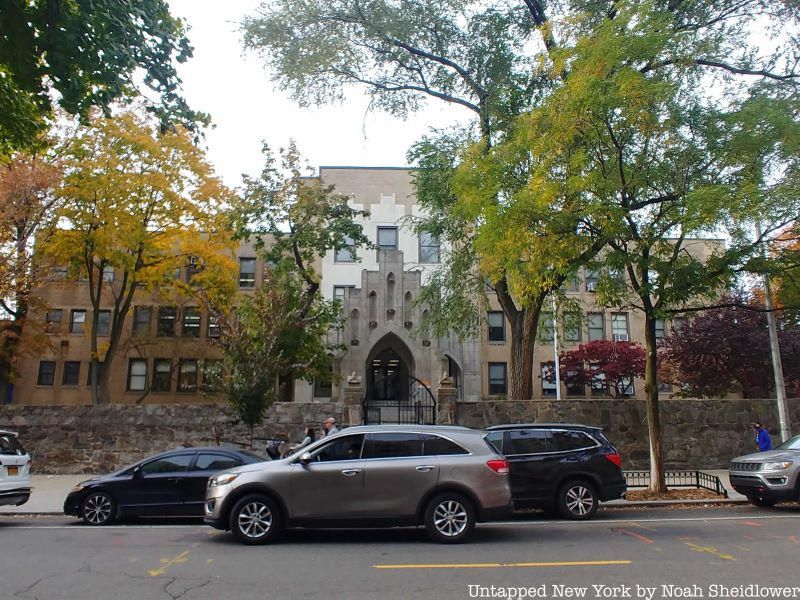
[102,265,114,283]
[194,454,242,472]
[37,361,56,386]
[207,312,221,338]
[488,362,507,395]
[334,236,356,262]
[182,307,201,337]
[97,310,111,336]
[127,359,147,392]
[363,433,422,459]
[157,307,177,336]
[141,454,192,475]
[419,232,440,263]
[313,434,365,462]
[672,317,687,333]
[487,311,505,342]
[377,226,398,252]
[506,429,551,455]
[186,256,202,283]
[585,269,599,292]
[541,362,558,396]
[333,285,354,305]
[45,309,63,333]
[616,377,635,397]
[238,257,256,288]
[611,313,629,341]
[551,430,596,452]
[133,307,151,335]
[178,359,198,392]
[591,368,609,396]
[563,312,582,343]
[421,434,468,456]
[202,359,222,393]
[313,378,332,398]
[62,361,80,386]
[538,311,554,343]
[69,309,86,334]
[565,370,585,396]
[565,274,580,292]
[655,319,666,340]
[588,312,604,341]
[152,359,172,392]
[49,266,67,281]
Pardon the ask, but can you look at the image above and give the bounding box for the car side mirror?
[132,466,143,479]
[299,452,313,465]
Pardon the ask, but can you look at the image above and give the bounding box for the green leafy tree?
[0,0,207,154]
[47,111,238,405]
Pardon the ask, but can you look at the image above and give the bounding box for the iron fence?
[624,470,727,497]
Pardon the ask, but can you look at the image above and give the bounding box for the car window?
[505,429,551,454]
[194,454,243,471]
[776,435,800,451]
[363,433,423,459]
[314,434,365,462]
[141,454,193,475]
[484,431,503,454]
[0,434,25,456]
[551,430,597,451]
[421,434,468,456]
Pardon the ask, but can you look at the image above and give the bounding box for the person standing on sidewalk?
[322,417,339,437]
[752,422,772,452]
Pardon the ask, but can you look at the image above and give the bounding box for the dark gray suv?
[204,425,512,544]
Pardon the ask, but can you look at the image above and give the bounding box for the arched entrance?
[363,333,435,424]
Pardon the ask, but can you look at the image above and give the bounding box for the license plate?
[7,466,18,476]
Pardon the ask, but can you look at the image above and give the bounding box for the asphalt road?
[1,505,799,600]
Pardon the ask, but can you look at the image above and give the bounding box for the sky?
[167,0,472,188]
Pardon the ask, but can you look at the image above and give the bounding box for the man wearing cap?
[323,417,339,437]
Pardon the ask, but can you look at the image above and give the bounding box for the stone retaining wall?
[1,397,798,473]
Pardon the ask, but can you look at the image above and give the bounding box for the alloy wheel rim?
[433,500,468,537]
[565,485,594,516]
[84,494,112,524]
[238,502,273,539]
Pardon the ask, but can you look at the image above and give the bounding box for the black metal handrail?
[624,470,727,497]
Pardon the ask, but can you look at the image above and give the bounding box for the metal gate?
[362,376,437,425]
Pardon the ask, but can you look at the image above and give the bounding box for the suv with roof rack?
[485,423,626,520]
[0,430,32,508]
[204,425,512,544]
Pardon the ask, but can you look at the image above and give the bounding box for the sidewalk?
[0,471,747,516]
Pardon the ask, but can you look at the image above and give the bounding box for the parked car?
[204,425,513,545]
[0,430,32,507]
[484,423,626,520]
[729,434,800,507]
[64,447,266,525]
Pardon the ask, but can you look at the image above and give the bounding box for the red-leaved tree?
[549,340,646,398]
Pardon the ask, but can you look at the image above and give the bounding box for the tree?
[773,226,800,326]
[46,111,238,404]
[215,269,342,446]
[0,152,62,402]
[659,297,800,399]
[551,340,646,399]
[0,0,207,154]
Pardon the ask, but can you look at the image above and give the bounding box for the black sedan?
[64,447,266,525]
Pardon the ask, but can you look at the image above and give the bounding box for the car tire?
[81,491,116,526]
[558,480,598,520]
[746,494,777,508]
[229,494,283,545]
[424,492,475,544]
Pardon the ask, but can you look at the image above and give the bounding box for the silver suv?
[205,425,512,544]
[0,430,32,507]
[729,434,800,507]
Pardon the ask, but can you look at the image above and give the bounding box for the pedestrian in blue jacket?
[752,422,772,452]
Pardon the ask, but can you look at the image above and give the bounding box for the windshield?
[0,434,25,456]
[775,435,800,451]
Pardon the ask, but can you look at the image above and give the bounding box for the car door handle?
[415,465,437,472]
[341,469,362,476]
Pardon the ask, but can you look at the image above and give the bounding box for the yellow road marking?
[683,542,735,561]
[373,560,631,570]
[206,559,214,564]
[148,550,191,577]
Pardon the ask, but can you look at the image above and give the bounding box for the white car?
[0,430,31,507]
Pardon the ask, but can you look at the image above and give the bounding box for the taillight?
[486,459,509,475]
[605,453,622,468]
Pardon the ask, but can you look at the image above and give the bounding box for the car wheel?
[558,480,598,520]
[81,491,116,526]
[424,492,475,544]
[229,494,282,545]
[747,494,776,508]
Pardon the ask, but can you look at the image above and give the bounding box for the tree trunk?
[507,309,540,400]
[643,311,667,493]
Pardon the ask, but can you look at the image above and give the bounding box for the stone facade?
[2,397,797,474]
